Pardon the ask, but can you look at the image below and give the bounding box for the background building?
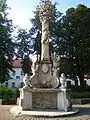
[4,58,24,88]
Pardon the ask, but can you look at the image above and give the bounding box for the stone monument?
[10,0,79,117]
[30,0,59,88]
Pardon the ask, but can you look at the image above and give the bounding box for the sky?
[6,0,90,30]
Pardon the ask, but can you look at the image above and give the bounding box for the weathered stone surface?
[17,88,72,111]
[32,92,57,110]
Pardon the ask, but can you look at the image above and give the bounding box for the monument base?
[17,88,72,111]
[10,88,79,117]
[10,106,79,117]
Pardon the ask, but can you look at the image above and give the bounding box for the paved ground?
[0,104,90,120]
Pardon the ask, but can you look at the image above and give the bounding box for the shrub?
[11,87,20,98]
[71,86,90,98]
[71,86,90,92]
[71,92,90,98]
[0,86,13,100]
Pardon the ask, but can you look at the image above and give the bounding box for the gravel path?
[0,104,90,120]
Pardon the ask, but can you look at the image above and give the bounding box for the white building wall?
[86,80,90,86]
[10,68,24,79]
[84,79,90,86]
[4,68,24,88]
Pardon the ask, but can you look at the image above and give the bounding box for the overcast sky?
[6,0,90,30]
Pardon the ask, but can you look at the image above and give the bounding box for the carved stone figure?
[40,0,51,60]
[60,73,67,89]
[23,73,32,89]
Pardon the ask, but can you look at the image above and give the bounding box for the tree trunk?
[75,55,85,87]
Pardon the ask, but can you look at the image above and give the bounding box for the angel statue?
[23,73,32,89]
[59,73,67,89]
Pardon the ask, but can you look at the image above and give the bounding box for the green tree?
[0,0,14,83]
[14,28,33,58]
[21,55,32,75]
[56,4,90,87]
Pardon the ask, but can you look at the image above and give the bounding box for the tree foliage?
[0,0,14,83]
[21,55,32,75]
[14,28,33,58]
[55,4,90,86]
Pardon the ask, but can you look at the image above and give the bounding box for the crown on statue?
[40,0,51,22]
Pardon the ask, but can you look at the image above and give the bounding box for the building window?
[12,82,15,88]
[16,76,20,79]
[5,82,8,87]
[21,82,24,88]
[12,71,15,76]
[21,70,24,75]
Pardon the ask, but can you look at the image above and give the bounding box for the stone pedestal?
[17,88,72,111]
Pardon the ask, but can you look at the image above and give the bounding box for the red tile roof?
[11,58,22,68]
